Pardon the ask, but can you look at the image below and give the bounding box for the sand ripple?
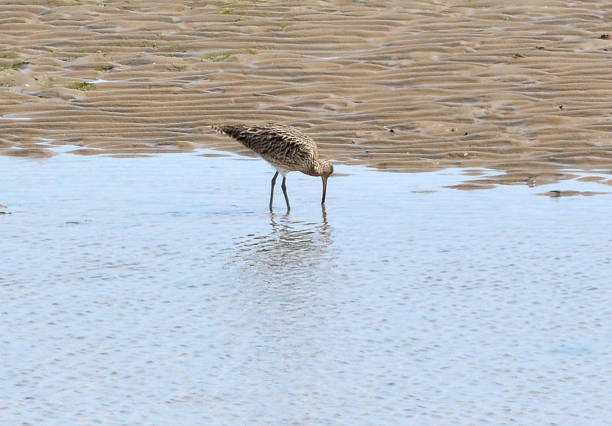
[1,1,611,187]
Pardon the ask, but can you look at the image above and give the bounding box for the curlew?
[212,123,333,211]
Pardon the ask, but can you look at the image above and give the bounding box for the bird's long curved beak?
[321,176,328,204]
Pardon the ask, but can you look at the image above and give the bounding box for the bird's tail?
[210,124,248,141]
[210,124,226,134]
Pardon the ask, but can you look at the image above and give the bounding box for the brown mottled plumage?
[212,123,333,211]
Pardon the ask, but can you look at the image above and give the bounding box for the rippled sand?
[1,0,611,187]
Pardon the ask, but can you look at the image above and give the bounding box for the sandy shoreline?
[1,0,611,188]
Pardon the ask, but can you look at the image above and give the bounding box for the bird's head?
[320,159,334,178]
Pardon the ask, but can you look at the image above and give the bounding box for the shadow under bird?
[212,123,334,211]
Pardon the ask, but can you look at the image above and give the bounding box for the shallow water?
[1,153,610,424]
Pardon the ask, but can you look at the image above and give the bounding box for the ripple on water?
[0,152,610,425]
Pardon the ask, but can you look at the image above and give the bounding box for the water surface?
[1,153,610,424]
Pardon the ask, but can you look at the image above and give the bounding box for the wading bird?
[212,123,333,211]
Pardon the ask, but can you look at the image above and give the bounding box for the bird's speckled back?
[212,123,319,173]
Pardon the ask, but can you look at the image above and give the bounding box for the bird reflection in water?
[232,207,333,285]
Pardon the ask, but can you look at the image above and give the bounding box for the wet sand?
[1,1,611,188]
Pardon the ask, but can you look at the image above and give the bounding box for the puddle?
[36,137,84,154]
[0,114,32,121]
[0,152,610,425]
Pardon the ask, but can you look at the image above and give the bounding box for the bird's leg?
[269,171,278,211]
[281,176,291,211]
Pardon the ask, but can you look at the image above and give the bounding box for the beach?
[1,1,611,424]
[1,0,611,188]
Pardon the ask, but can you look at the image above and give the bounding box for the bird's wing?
[213,124,318,170]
